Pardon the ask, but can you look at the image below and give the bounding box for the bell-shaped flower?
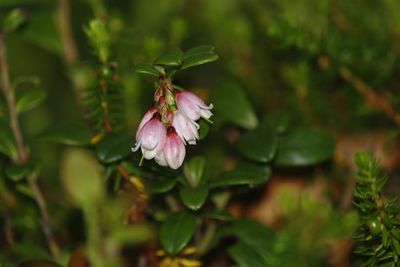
[172,110,199,145]
[164,127,186,169]
[136,108,157,139]
[133,113,166,160]
[175,91,213,121]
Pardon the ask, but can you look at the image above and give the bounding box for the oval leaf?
[179,185,208,211]
[147,176,177,194]
[160,211,197,255]
[209,163,271,188]
[183,156,205,187]
[16,88,46,113]
[212,82,258,130]
[134,62,160,77]
[154,49,183,66]
[275,127,335,167]
[184,45,215,58]
[236,127,278,163]
[37,125,92,146]
[181,53,219,69]
[61,148,104,205]
[95,133,135,164]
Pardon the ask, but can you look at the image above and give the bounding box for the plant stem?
[83,204,105,267]
[56,0,79,65]
[0,34,60,258]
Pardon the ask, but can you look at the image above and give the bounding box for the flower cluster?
[133,77,213,169]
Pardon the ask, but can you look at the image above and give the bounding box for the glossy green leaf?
[236,126,278,163]
[18,260,62,267]
[212,82,258,130]
[179,185,208,210]
[61,148,104,205]
[154,49,183,66]
[198,118,210,139]
[203,210,233,221]
[37,125,92,146]
[181,53,219,69]
[160,211,197,255]
[134,62,160,76]
[184,45,215,58]
[229,241,269,267]
[0,120,17,158]
[16,88,46,113]
[147,176,177,194]
[275,127,335,167]
[262,111,291,134]
[184,156,205,187]
[95,133,135,164]
[209,163,271,188]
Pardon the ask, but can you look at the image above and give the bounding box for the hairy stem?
[0,34,60,258]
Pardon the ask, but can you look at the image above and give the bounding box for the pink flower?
[175,91,213,121]
[132,113,166,160]
[164,127,185,169]
[172,110,199,145]
[136,108,157,139]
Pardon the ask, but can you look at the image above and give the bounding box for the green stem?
[0,33,60,258]
[83,203,105,267]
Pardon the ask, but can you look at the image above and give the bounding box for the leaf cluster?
[353,152,400,267]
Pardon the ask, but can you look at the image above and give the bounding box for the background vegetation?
[1,0,400,266]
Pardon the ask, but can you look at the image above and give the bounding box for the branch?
[0,34,60,258]
[340,67,400,126]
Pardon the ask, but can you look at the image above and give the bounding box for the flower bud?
[172,111,199,145]
[133,113,166,160]
[175,91,213,121]
[164,127,185,169]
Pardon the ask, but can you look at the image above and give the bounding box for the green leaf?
[184,45,215,58]
[179,185,208,211]
[154,49,183,66]
[203,210,234,221]
[209,162,271,188]
[37,125,92,146]
[198,118,210,139]
[3,8,26,33]
[111,224,152,245]
[236,126,278,163]
[19,10,62,54]
[18,260,62,267]
[134,63,160,77]
[61,148,104,205]
[5,161,37,182]
[181,53,219,69]
[95,133,135,164]
[262,111,291,135]
[212,82,258,130]
[229,241,269,267]
[184,156,205,187]
[0,120,17,158]
[147,176,177,194]
[275,127,335,167]
[160,211,197,255]
[16,88,46,113]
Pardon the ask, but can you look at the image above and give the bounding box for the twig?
[56,0,79,65]
[0,34,60,258]
[339,67,400,126]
